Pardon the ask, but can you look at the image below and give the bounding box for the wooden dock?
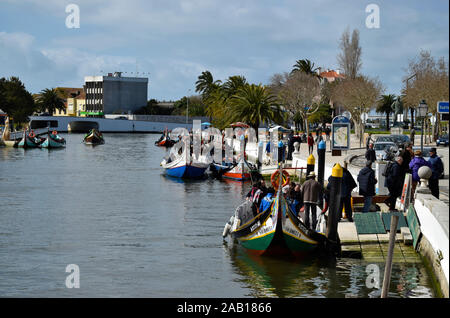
[338,213,420,263]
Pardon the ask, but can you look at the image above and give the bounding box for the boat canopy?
[269,125,292,132]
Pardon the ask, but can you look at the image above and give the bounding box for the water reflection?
[224,243,435,298]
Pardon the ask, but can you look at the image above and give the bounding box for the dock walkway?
[338,217,420,263]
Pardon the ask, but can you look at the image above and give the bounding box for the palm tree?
[195,71,221,99]
[36,88,65,115]
[222,75,247,97]
[228,84,283,130]
[291,59,320,78]
[376,94,396,130]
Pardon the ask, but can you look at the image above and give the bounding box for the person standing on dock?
[287,131,294,161]
[365,143,376,163]
[278,139,286,163]
[307,133,314,155]
[409,129,415,146]
[339,164,357,222]
[409,150,431,196]
[301,172,322,230]
[357,160,377,212]
[400,142,413,174]
[324,126,331,150]
[427,148,443,199]
[384,156,405,211]
[366,133,373,150]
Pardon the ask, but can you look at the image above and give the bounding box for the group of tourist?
[361,141,444,213]
[246,135,444,232]
[246,171,325,230]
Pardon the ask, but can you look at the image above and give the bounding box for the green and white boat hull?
[280,194,320,257]
[237,199,279,255]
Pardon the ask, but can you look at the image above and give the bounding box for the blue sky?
[0,0,448,101]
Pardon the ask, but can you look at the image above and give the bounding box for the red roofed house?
[318,69,345,117]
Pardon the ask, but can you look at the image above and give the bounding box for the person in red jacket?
[307,133,314,155]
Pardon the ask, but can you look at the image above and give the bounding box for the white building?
[84,72,148,116]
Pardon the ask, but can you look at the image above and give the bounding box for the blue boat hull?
[166,165,207,179]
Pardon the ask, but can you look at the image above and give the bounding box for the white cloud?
[0,0,448,100]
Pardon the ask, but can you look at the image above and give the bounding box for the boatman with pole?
[326,163,343,256]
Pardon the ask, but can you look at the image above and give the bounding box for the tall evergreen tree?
[0,76,36,124]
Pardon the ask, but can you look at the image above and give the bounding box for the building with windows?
[84,72,148,116]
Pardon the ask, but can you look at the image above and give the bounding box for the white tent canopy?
[268,125,292,132]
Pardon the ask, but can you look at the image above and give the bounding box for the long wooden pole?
[381,214,399,298]
[326,163,343,256]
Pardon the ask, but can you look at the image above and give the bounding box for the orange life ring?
[271,169,290,189]
[52,130,57,135]
[29,130,35,138]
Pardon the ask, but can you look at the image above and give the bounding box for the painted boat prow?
[161,154,208,179]
[230,195,280,256]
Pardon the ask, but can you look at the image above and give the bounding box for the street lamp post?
[404,73,417,129]
[417,99,428,153]
[186,89,191,125]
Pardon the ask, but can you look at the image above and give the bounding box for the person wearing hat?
[357,160,378,212]
[301,171,322,230]
[428,147,443,199]
[409,150,431,195]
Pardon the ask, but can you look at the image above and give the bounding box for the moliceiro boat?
[211,158,258,181]
[161,148,208,179]
[222,158,254,181]
[155,128,176,148]
[17,130,44,148]
[223,165,327,257]
[41,130,66,149]
[83,129,105,145]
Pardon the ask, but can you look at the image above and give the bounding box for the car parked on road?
[390,134,410,146]
[375,136,394,143]
[436,133,449,147]
[374,141,398,161]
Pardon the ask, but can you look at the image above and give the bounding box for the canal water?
[0,133,437,297]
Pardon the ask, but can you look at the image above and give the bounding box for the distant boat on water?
[83,129,105,145]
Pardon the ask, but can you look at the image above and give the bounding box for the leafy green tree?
[308,103,333,125]
[0,76,36,124]
[376,94,396,130]
[134,99,172,115]
[36,88,65,115]
[227,84,283,130]
[172,95,206,117]
[293,111,304,131]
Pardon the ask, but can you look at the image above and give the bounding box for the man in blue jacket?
[357,160,378,212]
[428,148,444,199]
